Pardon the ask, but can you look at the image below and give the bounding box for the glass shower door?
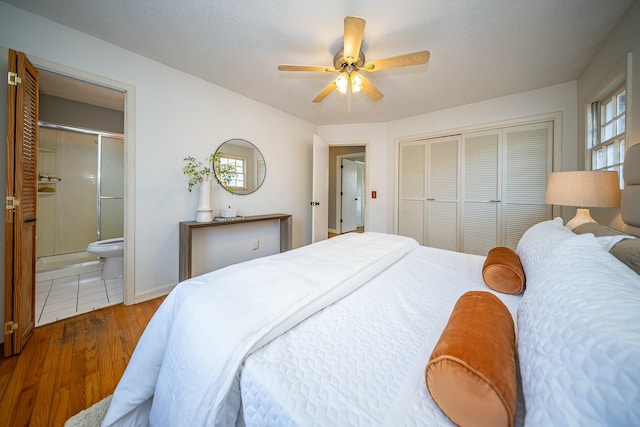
[57,131,98,254]
[99,135,124,240]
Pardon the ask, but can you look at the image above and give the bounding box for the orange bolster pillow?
[425,291,517,427]
[482,246,525,294]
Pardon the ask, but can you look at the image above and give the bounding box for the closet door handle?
[489,200,501,203]
[427,198,435,201]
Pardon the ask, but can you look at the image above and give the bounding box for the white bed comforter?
[240,245,523,427]
[102,232,418,427]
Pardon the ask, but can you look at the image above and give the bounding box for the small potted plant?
[182,153,216,193]
[183,153,216,222]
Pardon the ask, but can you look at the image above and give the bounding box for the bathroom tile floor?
[35,262,124,327]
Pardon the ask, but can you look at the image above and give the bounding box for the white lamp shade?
[545,171,621,208]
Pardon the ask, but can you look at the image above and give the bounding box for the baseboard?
[132,283,176,305]
[328,228,338,234]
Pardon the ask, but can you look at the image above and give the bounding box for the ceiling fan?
[278,16,430,109]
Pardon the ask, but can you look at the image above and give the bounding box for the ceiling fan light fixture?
[351,72,364,93]
[335,72,349,93]
[335,71,364,94]
[278,17,429,107]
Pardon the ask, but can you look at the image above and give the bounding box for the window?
[219,155,246,189]
[587,87,626,188]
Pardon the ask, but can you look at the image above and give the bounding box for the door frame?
[335,152,365,234]
[313,140,369,239]
[328,142,368,234]
[311,135,329,243]
[28,56,136,305]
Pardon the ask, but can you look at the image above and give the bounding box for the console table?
[179,213,292,281]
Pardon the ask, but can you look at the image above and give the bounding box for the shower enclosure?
[36,123,124,270]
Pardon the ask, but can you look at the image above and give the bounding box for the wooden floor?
[0,297,163,427]
[328,226,364,239]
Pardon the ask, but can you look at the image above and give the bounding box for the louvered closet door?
[399,142,426,244]
[503,122,552,249]
[427,136,459,251]
[462,130,501,255]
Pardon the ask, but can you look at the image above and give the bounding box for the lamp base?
[565,208,597,230]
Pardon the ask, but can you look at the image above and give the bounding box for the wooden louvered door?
[398,142,426,244]
[4,49,38,357]
[398,120,552,255]
[398,136,460,249]
[461,129,502,255]
[460,123,552,255]
[426,136,460,251]
[503,122,553,248]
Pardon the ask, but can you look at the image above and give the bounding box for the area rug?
[64,395,112,427]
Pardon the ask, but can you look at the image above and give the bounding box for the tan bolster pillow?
[482,246,525,294]
[425,291,517,427]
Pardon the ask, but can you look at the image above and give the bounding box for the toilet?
[87,237,124,279]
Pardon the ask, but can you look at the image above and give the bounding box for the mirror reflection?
[214,139,266,195]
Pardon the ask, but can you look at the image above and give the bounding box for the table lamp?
[545,171,621,230]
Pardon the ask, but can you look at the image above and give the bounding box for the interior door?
[4,49,38,356]
[341,158,357,233]
[311,134,328,243]
[398,142,426,244]
[427,136,460,251]
[503,122,553,249]
[356,161,364,227]
[461,129,501,255]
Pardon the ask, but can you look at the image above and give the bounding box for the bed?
[103,144,640,427]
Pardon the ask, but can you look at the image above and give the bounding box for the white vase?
[195,180,213,222]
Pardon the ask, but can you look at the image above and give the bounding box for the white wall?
[191,220,281,275]
[577,0,640,235]
[578,0,639,156]
[319,81,579,232]
[317,124,389,232]
[0,1,603,345]
[0,2,317,318]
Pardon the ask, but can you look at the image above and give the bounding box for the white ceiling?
[5,0,634,125]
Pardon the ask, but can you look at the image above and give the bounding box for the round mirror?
[213,139,266,195]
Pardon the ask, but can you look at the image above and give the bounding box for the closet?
[398,121,552,255]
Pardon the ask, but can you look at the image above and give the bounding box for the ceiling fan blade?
[278,65,336,72]
[312,81,337,103]
[361,77,383,102]
[343,17,365,64]
[364,50,430,72]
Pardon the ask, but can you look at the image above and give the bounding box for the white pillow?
[517,233,640,426]
[515,218,574,282]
